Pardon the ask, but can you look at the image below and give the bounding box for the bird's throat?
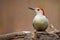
[36,11,44,16]
[36,13,44,16]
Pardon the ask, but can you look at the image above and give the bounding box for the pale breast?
[33,15,48,31]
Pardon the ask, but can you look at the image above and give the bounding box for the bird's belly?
[33,17,48,31]
[33,19,48,27]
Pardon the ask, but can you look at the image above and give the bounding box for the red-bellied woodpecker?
[29,7,48,31]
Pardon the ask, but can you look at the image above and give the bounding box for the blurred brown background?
[0,0,60,35]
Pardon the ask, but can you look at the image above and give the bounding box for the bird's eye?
[37,9,40,11]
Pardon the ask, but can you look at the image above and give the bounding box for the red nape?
[40,8,45,15]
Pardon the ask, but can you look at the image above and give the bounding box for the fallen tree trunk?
[0,31,60,40]
[0,32,25,40]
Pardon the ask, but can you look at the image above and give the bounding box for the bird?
[29,7,48,31]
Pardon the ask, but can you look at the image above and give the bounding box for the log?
[0,31,60,40]
[0,32,25,40]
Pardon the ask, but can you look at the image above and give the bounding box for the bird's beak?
[28,7,35,10]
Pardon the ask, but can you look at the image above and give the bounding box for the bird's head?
[29,7,44,15]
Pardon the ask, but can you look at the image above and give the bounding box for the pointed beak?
[28,7,35,10]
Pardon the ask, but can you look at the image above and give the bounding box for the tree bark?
[0,31,60,40]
